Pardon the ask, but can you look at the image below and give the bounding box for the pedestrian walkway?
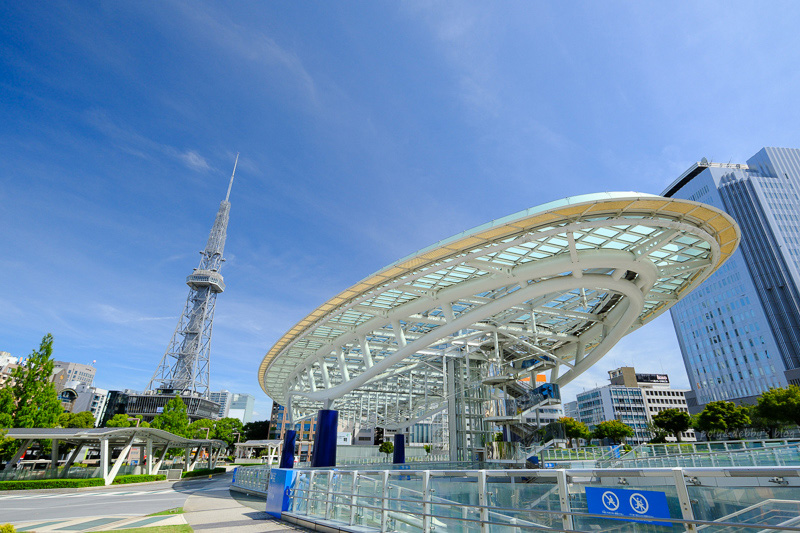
[182,483,307,532]
[13,513,186,531]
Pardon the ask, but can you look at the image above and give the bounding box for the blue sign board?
[543,462,556,469]
[265,468,297,519]
[585,487,671,526]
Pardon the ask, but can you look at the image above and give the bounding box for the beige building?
[609,367,696,441]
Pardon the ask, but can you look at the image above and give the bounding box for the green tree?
[10,334,62,428]
[747,404,784,439]
[58,411,96,428]
[558,417,591,448]
[0,388,14,428]
[592,420,634,444]
[105,414,132,427]
[378,441,394,461]
[151,395,189,436]
[188,419,216,440]
[756,386,800,429]
[423,444,432,455]
[694,401,751,440]
[215,417,244,450]
[243,420,270,441]
[652,408,691,442]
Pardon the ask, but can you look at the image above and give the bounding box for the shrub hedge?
[0,478,104,490]
[181,467,226,478]
[111,474,167,485]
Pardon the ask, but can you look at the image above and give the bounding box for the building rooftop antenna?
[226,153,239,202]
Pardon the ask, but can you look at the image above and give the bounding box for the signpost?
[585,487,671,526]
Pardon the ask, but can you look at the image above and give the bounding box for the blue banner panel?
[393,433,406,464]
[266,468,297,519]
[311,409,339,468]
[585,487,671,526]
[279,430,297,469]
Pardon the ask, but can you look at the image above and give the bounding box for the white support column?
[3,439,32,471]
[61,443,85,478]
[189,445,204,471]
[152,446,169,474]
[360,337,374,369]
[105,435,136,485]
[145,439,154,475]
[338,349,350,382]
[184,446,192,472]
[100,439,110,483]
[308,367,317,392]
[556,469,573,530]
[391,320,406,347]
[51,439,59,471]
[672,468,697,531]
[320,359,331,389]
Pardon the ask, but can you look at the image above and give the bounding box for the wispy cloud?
[179,150,211,172]
[96,303,174,325]
[85,110,215,174]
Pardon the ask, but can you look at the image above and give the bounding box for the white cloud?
[179,150,211,172]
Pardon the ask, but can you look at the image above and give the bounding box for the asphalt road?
[0,474,233,524]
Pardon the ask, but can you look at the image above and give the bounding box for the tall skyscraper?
[127,155,238,421]
[664,147,800,412]
[229,393,255,424]
[209,390,233,419]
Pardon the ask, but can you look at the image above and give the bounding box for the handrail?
[282,466,800,532]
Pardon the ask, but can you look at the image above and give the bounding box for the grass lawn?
[95,526,193,533]
[147,507,185,516]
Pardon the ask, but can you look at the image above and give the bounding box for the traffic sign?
[585,486,671,526]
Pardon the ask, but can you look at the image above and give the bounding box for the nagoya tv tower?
[127,155,239,422]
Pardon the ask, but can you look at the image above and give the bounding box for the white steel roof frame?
[260,193,739,425]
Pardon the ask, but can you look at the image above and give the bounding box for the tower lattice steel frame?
[147,155,238,399]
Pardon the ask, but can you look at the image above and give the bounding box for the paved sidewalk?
[183,487,308,532]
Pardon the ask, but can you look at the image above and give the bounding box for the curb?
[0,470,232,495]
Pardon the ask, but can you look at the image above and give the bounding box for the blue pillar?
[279,430,296,469]
[393,433,405,464]
[311,409,338,468]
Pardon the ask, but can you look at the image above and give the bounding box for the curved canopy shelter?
[260,192,738,458]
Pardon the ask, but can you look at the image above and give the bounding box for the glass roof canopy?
[259,192,739,426]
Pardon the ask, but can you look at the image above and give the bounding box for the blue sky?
[2,2,800,420]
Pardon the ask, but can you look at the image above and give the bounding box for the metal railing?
[620,438,800,459]
[541,445,623,462]
[600,441,800,469]
[284,466,800,532]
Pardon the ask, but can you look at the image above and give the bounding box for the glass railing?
[230,464,271,493]
[601,441,800,469]
[282,466,800,532]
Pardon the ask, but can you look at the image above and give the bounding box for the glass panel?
[330,471,354,524]
[486,474,562,530]
[387,472,424,532]
[290,471,310,514]
[308,472,330,518]
[687,476,800,524]
[354,472,383,528]
[429,473,481,532]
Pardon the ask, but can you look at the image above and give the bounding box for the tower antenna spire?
[226,153,239,202]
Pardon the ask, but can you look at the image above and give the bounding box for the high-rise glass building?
[229,393,255,424]
[663,147,800,412]
[209,390,232,419]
